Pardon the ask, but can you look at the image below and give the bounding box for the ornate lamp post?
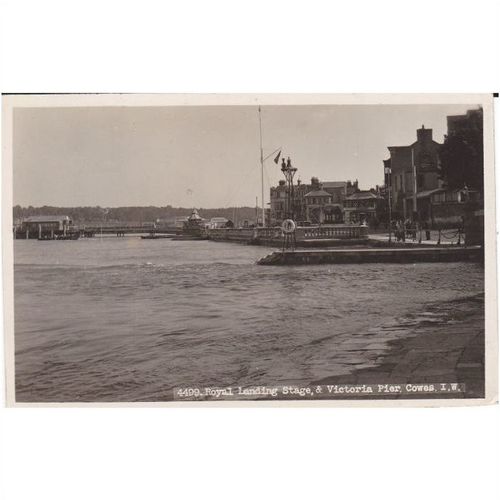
[281,156,297,219]
[280,156,298,250]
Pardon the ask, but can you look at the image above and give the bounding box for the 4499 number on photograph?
[173,383,465,400]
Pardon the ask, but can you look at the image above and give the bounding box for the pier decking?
[257,246,483,265]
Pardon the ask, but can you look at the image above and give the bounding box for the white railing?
[301,225,368,239]
[207,225,368,242]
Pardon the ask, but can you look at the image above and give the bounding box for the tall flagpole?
[258,106,265,227]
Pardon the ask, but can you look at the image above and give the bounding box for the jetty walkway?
[368,229,464,246]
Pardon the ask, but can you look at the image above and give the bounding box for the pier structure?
[14,223,177,239]
[207,224,369,247]
[257,246,483,266]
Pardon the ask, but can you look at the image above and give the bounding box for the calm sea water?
[14,237,484,402]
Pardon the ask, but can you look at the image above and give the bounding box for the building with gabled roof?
[384,125,443,221]
[18,215,73,239]
[344,191,384,225]
[270,176,359,225]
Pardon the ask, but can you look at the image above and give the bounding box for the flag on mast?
[273,150,282,164]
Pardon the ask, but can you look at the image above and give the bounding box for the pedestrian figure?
[423,221,431,241]
[396,220,405,242]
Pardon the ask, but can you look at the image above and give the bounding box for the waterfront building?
[269,180,288,224]
[269,176,359,226]
[18,215,73,238]
[304,188,335,223]
[429,187,480,228]
[304,176,345,224]
[175,216,189,232]
[384,125,442,221]
[322,180,359,202]
[182,208,206,236]
[344,191,384,225]
[209,217,229,229]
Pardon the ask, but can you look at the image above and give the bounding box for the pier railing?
[207,224,368,244]
[301,225,368,240]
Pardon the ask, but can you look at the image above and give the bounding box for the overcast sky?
[13,103,476,208]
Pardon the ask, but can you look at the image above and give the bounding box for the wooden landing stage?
[257,246,483,265]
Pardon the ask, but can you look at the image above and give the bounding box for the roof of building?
[404,188,444,200]
[304,189,332,197]
[389,139,442,151]
[346,191,380,200]
[188,209,202,221]
[24,215,71,223]
[322,181,347,189]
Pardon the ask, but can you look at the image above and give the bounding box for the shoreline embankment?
[257,246,483,265]
[310,293,485,399]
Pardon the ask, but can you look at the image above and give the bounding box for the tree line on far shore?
[12,205,258,224]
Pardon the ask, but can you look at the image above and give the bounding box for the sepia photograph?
[2,94,497,405]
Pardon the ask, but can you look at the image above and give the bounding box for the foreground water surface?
[14,237,484,402]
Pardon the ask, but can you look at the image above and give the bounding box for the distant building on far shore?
[17,215,73,238]
[209,217,229,229]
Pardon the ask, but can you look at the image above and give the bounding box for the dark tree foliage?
[439,108,483,193]
[13,205,258,224]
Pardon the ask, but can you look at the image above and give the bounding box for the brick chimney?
[417,125,433,143]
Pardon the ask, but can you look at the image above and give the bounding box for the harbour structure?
[182,208,207,237]
[15,215,73,239]
[257,245,482,266]
[207,223,369,247]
